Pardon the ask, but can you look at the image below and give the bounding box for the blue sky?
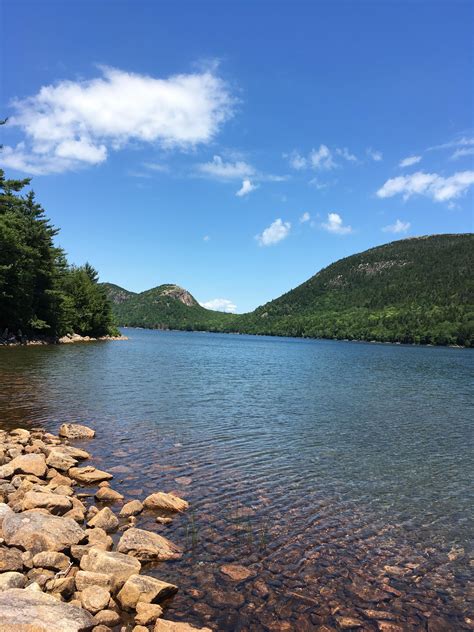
[1,0,473,313]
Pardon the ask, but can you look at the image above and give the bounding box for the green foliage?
[106,234,474,347]
[0,136,117,340]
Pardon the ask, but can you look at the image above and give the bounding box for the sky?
[1,0,473,313]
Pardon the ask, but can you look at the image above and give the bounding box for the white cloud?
[200,298,237,313]
[288,151,307,170]
[336,147,357,162]
[450,147,474,160]
[376,170,474,202]
[310,144,336,170]
[321,212,353,235]
[143,162,169,172]
[0,66,233,175]
[299,211,310,223]
[203,235,210,241]
[236,178,257,197]
[382,219,411,234]
[197,154,254,180]
[367,148,383,162]
[399,155,422,168]
[256,218,291,246]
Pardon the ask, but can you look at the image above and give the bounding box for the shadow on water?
[0,330,472,630]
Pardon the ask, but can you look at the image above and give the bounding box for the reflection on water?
[0,330,473,630]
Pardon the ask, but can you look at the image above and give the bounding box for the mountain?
[104,234,474,346]
[102,283,233,331]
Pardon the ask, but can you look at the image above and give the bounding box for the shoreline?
[0,333,128,347]
[0,424,205,632]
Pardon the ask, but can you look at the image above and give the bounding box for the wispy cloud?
[143,162,169,173]
[428,136,474,151]
[197,154,254,179]
[236,178,258,197]
[0,66,234,175]
[310,145,337,170]
[450,147,474,160]
[382,219,411,234]
[256,218,291,246]
[376,170,474,202]
[200,298,237,313]
[203,235,210,242]
[321,212,353,235]
[399,155,422,168]
[287,151,307,170]
[299,211,310,223]
[366,148,383,162]
[287,144,359,171]
[336,147,357,162]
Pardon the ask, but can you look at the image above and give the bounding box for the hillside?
[105,234,474,346]
[102,283,233,331]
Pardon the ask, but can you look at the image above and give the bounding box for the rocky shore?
[1,333,128,346]
[0,424,208,632]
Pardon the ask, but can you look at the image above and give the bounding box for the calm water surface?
[0,330,473,631]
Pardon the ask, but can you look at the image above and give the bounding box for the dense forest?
[0,124,118,342]
[105,234,474,347]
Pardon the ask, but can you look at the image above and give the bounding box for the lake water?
[1,329,472,630]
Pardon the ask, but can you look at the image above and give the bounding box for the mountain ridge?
[102,233,474,346]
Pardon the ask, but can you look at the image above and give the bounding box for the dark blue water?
[1,330,472,630]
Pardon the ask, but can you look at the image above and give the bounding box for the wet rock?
[154,621,212,632]
[120,500,144,517]
[93,609,121,626]
[87,507,119,532]
[69,466,113,484]
[9,453,47,477]
[156,516,173,525]
[22,490,73,514]
[0,587,94,630]
[80,547,141,590]
[143,492,189,513]
[32,551,71,571]
[174,477,192,486]
[361,610,398,620]
[2,510,84,553]
[80,584,111,613]
[349,580,391,603]
[0,571,26,590]
[135,601,164,625]
[75,570,113,591]
[117,573,178,609]
[117,527,182,562]
[0,546,24,572]
[377,623,405,632]
[59,423,95,439]
[220,563,254,581]
[94,487,124,502]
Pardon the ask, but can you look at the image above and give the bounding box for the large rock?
[143,492,189,513]
[69,466,113,484]
[44,445,90,460]
[154,621,212,632]
[119,500,143,517]
[0,587,94,630]
[95,486,124,502]
[9,453,47,477]
[117,573,178,609]
[117,528,182,562]
[2,510,85,553]
[80,584,110,614]
[0,546,24,572]
[0,502,13,527]
[46,450,78,471]
[135,602,164,625]
[22,490,73,515]
[75,570,112,591]
[80,547,141,590]
[32,551,70,571]
[0,571,26,590]
[59,423,95,439]
[87,507,119,532]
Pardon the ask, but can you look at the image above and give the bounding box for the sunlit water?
[1,330,472,630]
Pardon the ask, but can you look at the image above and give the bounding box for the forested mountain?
[106,234,474,346]
[0,122,118,342]
[102,283,232,331]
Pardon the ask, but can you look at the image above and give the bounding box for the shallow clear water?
[1,330,473,630]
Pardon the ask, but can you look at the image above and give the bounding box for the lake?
[1,329,472,630]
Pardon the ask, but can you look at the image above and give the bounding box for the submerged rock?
[220,564,254,581]
[59,423,95,439]
[117,527,182,561]
[144,492,189,513]
[154,620,212,632]
[0,587,94,631]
